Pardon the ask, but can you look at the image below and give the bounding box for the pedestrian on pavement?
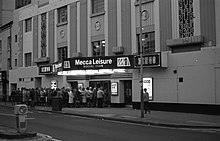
[10,89,16,106]
[86,87,92,107]
[92,87,97,107]
[143,88,150,114]
[97,87,104,108]
[81,88,87,107]
[75,88,82,107]
[68,88,74,108]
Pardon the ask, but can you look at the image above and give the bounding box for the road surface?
[0,106,219,141]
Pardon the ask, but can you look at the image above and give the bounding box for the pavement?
[0,102,220,140]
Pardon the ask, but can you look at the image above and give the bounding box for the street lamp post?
[139,0,144,118]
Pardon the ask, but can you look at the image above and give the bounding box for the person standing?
[81,88,87,107]
[68,88,74,107]
[92,87,97,107]
[143,88,150,114]
[97,87,104,108]
[85,87,93,107]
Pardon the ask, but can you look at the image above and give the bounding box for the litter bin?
[52,97,62,111]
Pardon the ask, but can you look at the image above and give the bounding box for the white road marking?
[37,111,53,114]
[26,117,35,120]
[0,113,15,117]
[37,133,62,141]
[187,120,216,125]
[0,113,35,120]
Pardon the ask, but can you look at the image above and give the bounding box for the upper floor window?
[41,13,47,57]
[137,32,155,54]
[58,6,67,23]
[91,0,104,14]
[7,36,11,51]
[15,0,31,9]
[92,40,105,57]
[8,58,12,69]
[25,18,32,32]
[25,53,32,67]
[58,47,67,61]
[178,0,194,38]
[15,59,18,67]
[15,35,18,42]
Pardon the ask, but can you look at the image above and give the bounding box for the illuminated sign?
[51,80,57,89]
[39,55,134,75]
[135,53,161,67]
[143,78,153,101]
[39,62,62,75]
[52,61,63,74]
[39,65,52,75]
[0,71,6,81]
[117,57,131,67]
[111,82,118,96]
[63,55,134,70]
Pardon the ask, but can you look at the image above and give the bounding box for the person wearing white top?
[68,88,74,107]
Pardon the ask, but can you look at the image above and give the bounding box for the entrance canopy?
[39,55,134,75]
[38,53,166,75]
[58,69,126,76]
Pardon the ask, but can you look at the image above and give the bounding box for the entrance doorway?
[35,77,42,88]
[89,81,111,106]
[124,80,132,105]
[11,83,17,91]
[70,81,78,89]
[89,81,110,90]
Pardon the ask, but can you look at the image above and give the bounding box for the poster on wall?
[143,78,153,100]
[78,83,84,90]
[111,82,118,96]
[51,80,57,90]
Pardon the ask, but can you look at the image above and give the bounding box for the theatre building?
[8,0,220,112]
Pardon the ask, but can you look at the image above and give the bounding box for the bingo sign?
[143,78,153,100]
[51,80,57,89]
[111,82,118,96]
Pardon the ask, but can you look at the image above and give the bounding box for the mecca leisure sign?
[63,55,134,70]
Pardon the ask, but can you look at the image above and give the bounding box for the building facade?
[0,0,14,101]
[7,0,220,112]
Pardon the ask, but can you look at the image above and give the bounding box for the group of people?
[67,86,109,108]
[10,87,53,107]
[10,86,110,108]
[10,86,150,113]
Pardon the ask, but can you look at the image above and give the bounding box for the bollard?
[14,104,28,133]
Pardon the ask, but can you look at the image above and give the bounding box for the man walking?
[143,88,150,114]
